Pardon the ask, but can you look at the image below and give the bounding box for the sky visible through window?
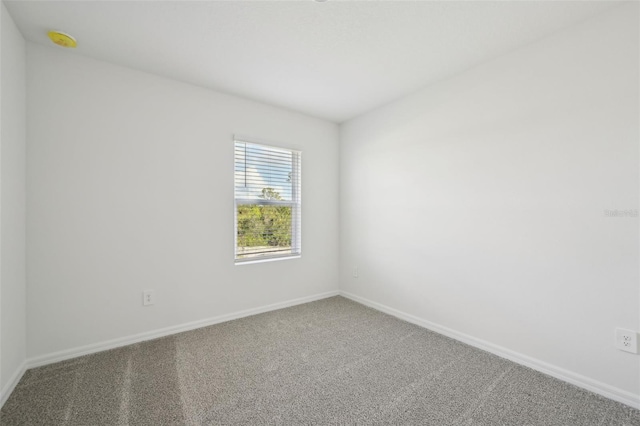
[234,143,294,201]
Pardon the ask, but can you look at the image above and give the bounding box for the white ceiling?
[4,0,621,123]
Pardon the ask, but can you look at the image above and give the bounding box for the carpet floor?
[1,296,639,425]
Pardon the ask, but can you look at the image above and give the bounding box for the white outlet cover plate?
[143,290,155,306]
[615,328,638,354]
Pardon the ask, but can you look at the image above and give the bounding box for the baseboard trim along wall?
[26,290,340,370]
[340,291,640,410]
[0,361,27,409]
[9,289,638,410]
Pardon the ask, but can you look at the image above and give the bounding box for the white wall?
[340,3,639,402]
[26,44,339,359]
[0,2,27,397]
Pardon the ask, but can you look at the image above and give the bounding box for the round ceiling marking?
[47,31,77,48]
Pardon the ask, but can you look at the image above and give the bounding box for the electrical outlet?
[143,290,155,306]
[352,266,358,278]
[615,328,638,354]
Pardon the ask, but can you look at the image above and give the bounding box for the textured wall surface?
[340,4,639,399]
[0,2,27,397]
[26,44,339,359]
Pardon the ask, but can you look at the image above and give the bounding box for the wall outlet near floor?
[615,328,637,354]
[143,290,156,306]
[352,266,358,278]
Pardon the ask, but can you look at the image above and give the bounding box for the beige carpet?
[1,296,639,425]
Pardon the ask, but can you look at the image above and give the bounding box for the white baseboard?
[0,360,27,409]
[14,289,639,410]
[340,290,640,410]
[27,290,339,369]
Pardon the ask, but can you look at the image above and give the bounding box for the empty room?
[1,0,639,424]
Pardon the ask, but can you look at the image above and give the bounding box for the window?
[234,138,301,263]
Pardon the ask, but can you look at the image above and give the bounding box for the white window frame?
[234,136,301,264]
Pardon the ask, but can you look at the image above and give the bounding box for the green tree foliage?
[260,187,282,200]
[237,188,292,249]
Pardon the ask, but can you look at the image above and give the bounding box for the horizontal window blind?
[234,139,301,262]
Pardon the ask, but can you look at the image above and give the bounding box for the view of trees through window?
[236,188,293,258]
[234,140,300,261]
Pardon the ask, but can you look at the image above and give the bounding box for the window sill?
[235,255,301,266]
